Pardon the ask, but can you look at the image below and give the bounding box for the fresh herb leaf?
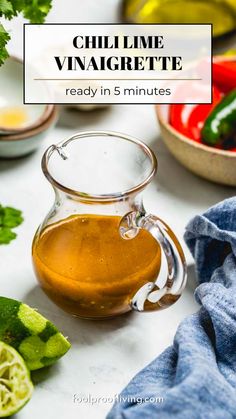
[0,0,15,19]
[5,0,28,14]
[0,0,52,66]
[0,204,23,244]
[2,206,24,228]
[0,226,16,244]
[23,0,52,23]
[0,23,10,66]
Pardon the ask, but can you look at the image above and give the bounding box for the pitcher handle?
[119,212,187,312]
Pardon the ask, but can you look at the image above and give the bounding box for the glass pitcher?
[32,131,187,319]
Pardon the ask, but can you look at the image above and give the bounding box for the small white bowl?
[0,57,53,134]
[0,106,58,158]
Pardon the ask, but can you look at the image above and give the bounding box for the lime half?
[0,296,71,370]
[0,341,33,417]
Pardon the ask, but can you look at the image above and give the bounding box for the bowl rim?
[0,106,58,142]
[0,56,54,134]
[156,54,236,159]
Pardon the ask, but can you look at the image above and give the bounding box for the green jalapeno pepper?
[201,89,236,147]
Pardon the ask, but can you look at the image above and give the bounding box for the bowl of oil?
[0,106,58,158]
[0,57,57,158]
[0,57,55,135]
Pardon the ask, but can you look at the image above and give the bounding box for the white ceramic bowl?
[0,107,58,158]
[0,57,54,134]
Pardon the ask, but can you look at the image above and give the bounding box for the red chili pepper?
[213,61,236,93]
[188,87,222,141]
[170,85,222,141]
[169,104,195,138]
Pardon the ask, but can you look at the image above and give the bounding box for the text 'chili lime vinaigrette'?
[32,131,186,319]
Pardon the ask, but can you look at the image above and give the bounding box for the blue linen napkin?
[107,197,236,419]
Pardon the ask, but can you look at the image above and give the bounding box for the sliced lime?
[0,296,71,370]
[0,341,33,417]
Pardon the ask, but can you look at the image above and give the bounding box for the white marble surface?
[1,1,236,418]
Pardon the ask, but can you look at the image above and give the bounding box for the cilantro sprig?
[0,204,23,244]
[0,0,52,65]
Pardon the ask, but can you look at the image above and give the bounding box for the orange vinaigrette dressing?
[32,214,161,318]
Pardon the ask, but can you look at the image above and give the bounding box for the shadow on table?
[24,263,198,349]
[30,362,61,385]
[0,153,34,172]
[23,285,135,384]
[184,264,197,294]
[24,264,198,384]
[23,286,136,345]
[149,134,236,208]
[57,106,112,130]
